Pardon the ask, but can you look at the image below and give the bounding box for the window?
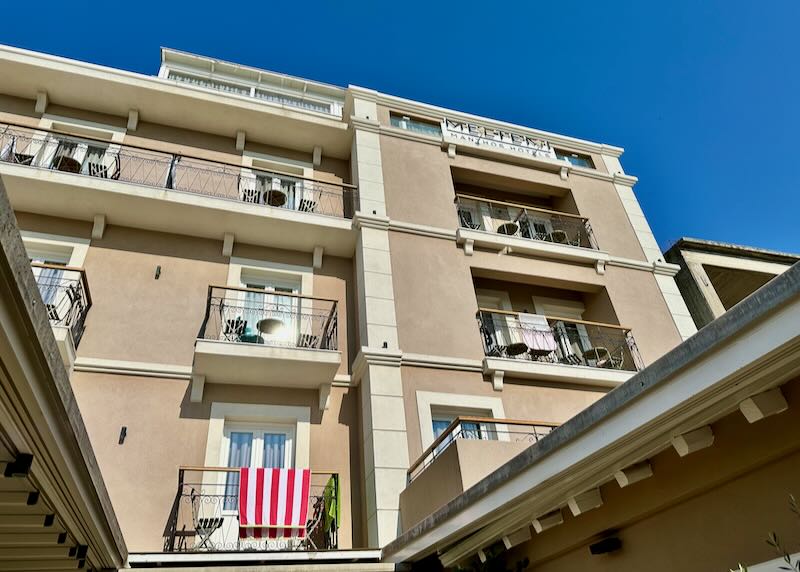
[44,135,114,177]
[555,149,594,169]
[431,411,494,455]
[390,113,442,137]
[222,423,295,510]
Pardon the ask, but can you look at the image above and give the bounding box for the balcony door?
[238,273,301,347]
[532,297,591,361]
[27,246,71,325]
[476,290,517,352]
[214,423,295,549]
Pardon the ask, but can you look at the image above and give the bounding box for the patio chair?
[223,318,246,342]
[190,488,223,551]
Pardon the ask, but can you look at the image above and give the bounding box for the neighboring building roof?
[383,260,800,564]
[666,237,800,265]
[0,178,127,569]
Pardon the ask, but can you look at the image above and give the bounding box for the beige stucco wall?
[71,371,364,552]
[389,231,681,366]
[15,213,355,373]
[0,102,351,190]
[501,377,800,572]
[378,134,642,261]
[400,367,604,464]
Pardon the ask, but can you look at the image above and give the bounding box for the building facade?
[665,237,799,330]
[0,44,697,568]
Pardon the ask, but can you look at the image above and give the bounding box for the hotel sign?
[441,118,556,159]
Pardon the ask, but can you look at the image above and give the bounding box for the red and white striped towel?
[238,467,311,539]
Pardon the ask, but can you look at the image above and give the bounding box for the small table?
[497,222,519,236]
[54,156,82,173]
[267,190,287,207]
[505,342,529,357]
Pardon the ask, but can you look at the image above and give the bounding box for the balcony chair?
[298,198,318,213]
[458,210,482,230]
[87,154,121,180]
[223,318,247,342]
[190,488,224,551]
[582,346,625,369]
[548,230,570,245]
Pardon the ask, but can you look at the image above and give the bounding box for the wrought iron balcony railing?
[0,123,358,219]
[477,309,643,372]
[455,194,598,250]
[32,263,91,348]
[407,417,559,482]
[198,285,338,351]
[163,466,340,552]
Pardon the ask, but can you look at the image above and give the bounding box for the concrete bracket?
[532,509,563,533]
[447,143,457,159]
[463,238,474,256]
[739,387,788,423]
[235,130,246,151]
[91,214,106,240]
[222,233,235,257]
[190,375,205,403]
[614,461,653,487]
[491,370,504,391]
[595,260,606,275]
[127,109,139,131]
[672,425,714,457]
[313,246,324,269]
[319,383,331,411]
[560,165,570,180]
[313,146,323,167]
[568,488,603,516]
[35,91,48,114]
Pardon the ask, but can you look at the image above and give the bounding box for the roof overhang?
[0,45,352,158]
[384,262,800,564]
[0,177,127,568]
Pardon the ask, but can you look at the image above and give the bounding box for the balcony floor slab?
[193,339,341,389]
[1,165,356,257]
[483,356,633,389]
[457,227,609,270]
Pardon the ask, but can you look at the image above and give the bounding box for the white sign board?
[441,119,557,160]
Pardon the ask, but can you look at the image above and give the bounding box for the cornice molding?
[379,124,442,147]
[389,220,457,241]
[353,212,391,231]
[370,90,624,158]
[73,357,192,379]
[612,172,639,187]
[349,116,381,134]
[352,347,403,383]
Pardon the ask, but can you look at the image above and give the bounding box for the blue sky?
[3,1,798,253]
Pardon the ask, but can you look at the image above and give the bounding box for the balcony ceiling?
[0,47,352,159]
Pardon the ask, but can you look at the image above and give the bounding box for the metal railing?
[477,309,643,372]
[0,123,358,219]
[198,285,338,351]
[455,194,598,250]
[31,263,91,347]
[163,466,340,552]
[407,416,559,482]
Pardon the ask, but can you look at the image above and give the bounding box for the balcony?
[163,466,340,553]
[0,124,358,256]
[455,194,609,272]
[477,309,642,389]
[32,262,90,374]
[400,417,557,532]
[191,286,341,404]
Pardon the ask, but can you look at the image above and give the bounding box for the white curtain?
[262,434,287,468]
[224,432,253,510]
